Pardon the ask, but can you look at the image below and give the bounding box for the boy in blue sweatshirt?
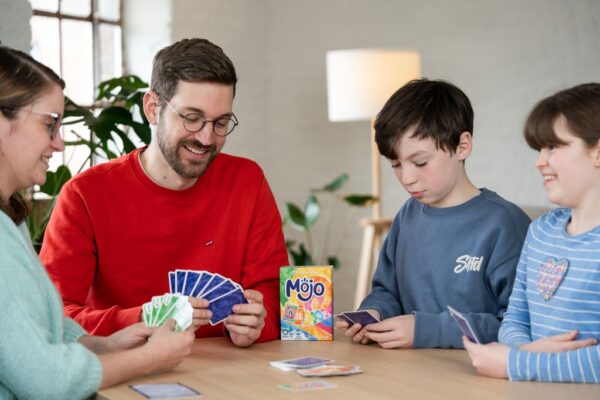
[337,79,531,349]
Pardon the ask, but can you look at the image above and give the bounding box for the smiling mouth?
[183,144,210,155]
[543,175,557,184]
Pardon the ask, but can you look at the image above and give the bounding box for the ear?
[143,91,160,126]
[592,139,600,168]
[455,131,473,161]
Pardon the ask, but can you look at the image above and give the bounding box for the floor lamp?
[326,49,420,308]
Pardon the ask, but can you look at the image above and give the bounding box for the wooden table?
[97,335,600,399]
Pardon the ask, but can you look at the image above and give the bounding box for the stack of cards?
[142,293,193,331]
[335,310,380,326]
[270,357,332,372]
[168,269,248,326]
[297,364,363,377]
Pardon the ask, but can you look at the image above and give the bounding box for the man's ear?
[143,91,160,126]
[456,131,473,161]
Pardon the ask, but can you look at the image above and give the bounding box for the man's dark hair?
[374,78,474,159]
[151,38,238,101]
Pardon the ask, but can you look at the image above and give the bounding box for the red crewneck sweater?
[40,148,288,341]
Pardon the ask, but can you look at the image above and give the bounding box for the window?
[30,0,123,173]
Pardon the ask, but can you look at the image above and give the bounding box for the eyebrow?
[180,106,233,118]
[403,150,429,160]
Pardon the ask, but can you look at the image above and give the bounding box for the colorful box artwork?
[280,266,333,341]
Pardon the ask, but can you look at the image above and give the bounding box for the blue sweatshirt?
[500,208,600,383]
[360,188,531,348]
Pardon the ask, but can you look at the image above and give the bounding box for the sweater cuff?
[63,317,89,343]
[413,311,440,348]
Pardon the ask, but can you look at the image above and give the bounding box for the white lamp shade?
[326,49,421,122]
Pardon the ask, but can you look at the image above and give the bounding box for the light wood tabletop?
[97,335,600,399]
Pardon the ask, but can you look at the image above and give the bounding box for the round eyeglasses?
[160,96,238,137]
[1,107,62,141]
[31,109,62,141]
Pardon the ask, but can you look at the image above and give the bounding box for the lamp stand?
[354,121,392,309]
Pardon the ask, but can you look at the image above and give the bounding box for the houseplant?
[28,75,151,250]
[283,173,375,268]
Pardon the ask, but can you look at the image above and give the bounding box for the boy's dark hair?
[374,78,474,159]
[151,38,238,102]
[524,83,600,151]
[0,45,65,224]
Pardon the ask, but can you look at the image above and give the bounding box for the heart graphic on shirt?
[536,257,569,301]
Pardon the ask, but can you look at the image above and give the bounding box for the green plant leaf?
[303,195,320,227]
[38,165,72,196]
[327,256,340,269]
[342,194,377,207]
[285,202,306,231]
[318,173,349,192]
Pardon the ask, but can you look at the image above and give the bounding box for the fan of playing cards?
[142,293,193,331]
[169,269,248,326]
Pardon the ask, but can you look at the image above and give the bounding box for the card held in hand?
[447,305,481,344]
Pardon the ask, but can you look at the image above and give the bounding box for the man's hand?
[188,297,212,330]
[224,290,266,347]
[364,314,415,349]
[518,330,597,353]
[335,309,380,345]
[463,338,509,379]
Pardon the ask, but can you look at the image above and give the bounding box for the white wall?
[164,0,600,311]
[123,0,172,83]
[0,0,31,51]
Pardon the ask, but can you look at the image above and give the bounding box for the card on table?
[129,382,202,399]
[278,381,337,392]
[447,305,481,344]
[338,310,380,326]
[296,364,363,377]
[270,356,332,371]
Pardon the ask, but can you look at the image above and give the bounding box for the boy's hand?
[364,314,415,349]
[463,338,509,379]
[335,309,380,345]
[518,330,597,353]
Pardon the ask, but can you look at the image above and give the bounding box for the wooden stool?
[354,217,392,309]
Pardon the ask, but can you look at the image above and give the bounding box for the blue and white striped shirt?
[499,208,600,383]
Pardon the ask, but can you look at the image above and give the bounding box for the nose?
[398,166,418,186]
[192,123,216,145]
[52,133,65,152]
[535,149,548,169]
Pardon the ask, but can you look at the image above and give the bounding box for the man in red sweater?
[40,38,288,347]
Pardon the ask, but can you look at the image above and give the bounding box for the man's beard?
[156,123,218,179]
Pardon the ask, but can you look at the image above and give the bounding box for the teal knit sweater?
[0,211,102,399]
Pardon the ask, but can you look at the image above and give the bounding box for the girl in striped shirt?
[464,83,600,383]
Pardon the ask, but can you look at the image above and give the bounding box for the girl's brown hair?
[524,83,600,151]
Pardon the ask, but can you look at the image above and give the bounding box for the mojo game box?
[280,266,333,341]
